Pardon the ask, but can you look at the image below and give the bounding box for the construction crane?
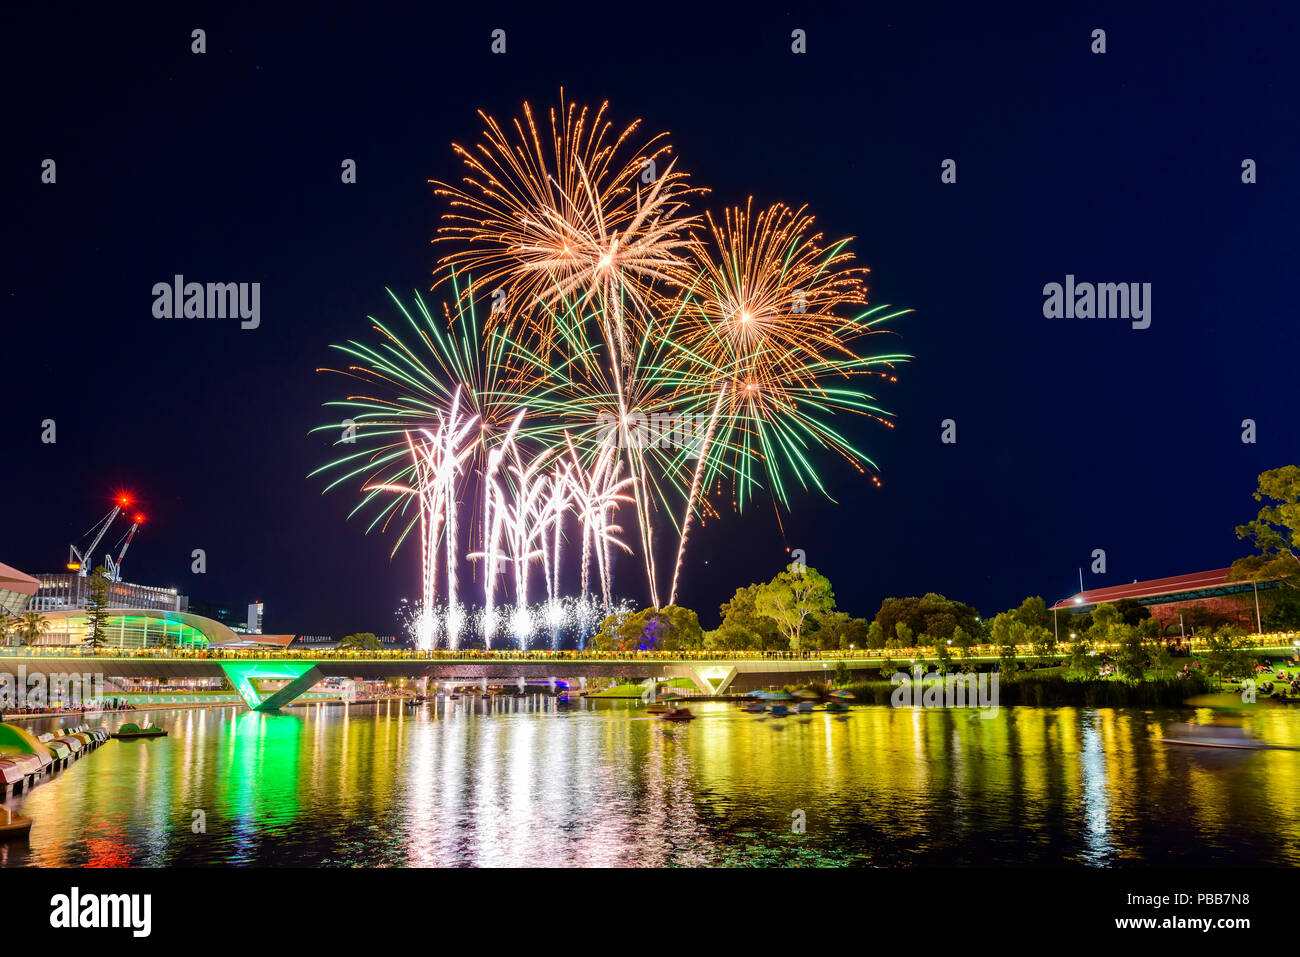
[67,491,134,577]
[104,513,145,583]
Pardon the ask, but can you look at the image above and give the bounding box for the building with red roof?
[1050,567,1279,633]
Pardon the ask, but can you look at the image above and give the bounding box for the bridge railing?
[0,632,1295,662]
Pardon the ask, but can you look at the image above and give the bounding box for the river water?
[3,699,1299,867]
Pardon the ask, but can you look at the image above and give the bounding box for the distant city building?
[288,634,409,650]
[183,596,264,635]
[292,635,340,648]
[27,573,181,613]
[247,601,264,634]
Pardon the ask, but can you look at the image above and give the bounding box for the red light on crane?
[133,513,146,524]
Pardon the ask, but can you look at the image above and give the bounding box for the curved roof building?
[0,562,39,616]
[27,609,238,649]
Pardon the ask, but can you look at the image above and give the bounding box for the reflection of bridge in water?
[2,634,1296,712]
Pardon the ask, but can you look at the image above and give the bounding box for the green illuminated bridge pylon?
[219,662,325,712]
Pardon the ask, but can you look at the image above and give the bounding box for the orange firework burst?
[431,91,704,357]
[683,198,869,387]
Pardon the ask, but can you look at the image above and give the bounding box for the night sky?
[5,2,1297,636]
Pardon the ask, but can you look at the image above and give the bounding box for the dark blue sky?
[5,2,1296,634]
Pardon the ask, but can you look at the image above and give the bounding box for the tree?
[753,564,835,651]
[807,611,869,650]
[1231,465,1300,595]
[936,639,953,672]
[1089,602,1121,640]
[591,606,702,652]
[879,652,896,680]
[1202,626,1257,688]
[650,606,704,651]
[951,624,974,657]
[990,612,1021,675]
[83,568,113,649]
[714,583,782,650]
[872,593,980,647]
[339,632,381,650]
[1030,624,1057,669]
[1114,624,1146,681]
[1150,639,1175,677]
[1068,628,1097,678]
[589,612,628,651]
[14,611,50,647]
[1114,599,1152,627]
[1014,596,1050,631]
[1263,587,1300,631]
[866,620,885,648]
[892,622,913,649]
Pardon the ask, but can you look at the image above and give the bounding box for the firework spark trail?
[504,445,555,646]
[471,409,525,645]
[364,390,481,650]
[544,458,572,601]
[562,431,635,605]
[668,381,728,607]
[432,390,480,646]
[365,431,444,649]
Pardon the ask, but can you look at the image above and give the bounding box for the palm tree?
[15,611,50,647]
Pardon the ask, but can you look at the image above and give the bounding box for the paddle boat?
[768,703,791,717]
[824,700,851,713]
[660,707,696,722]
[0,806,32,840]
[1160,722,1298,751]
[111,722,168,740]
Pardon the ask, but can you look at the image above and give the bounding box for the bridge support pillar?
[689,666,738,696]
[220,662,324,713]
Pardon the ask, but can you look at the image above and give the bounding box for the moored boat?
[661,707,696,722]
[0,806,32,840]
[111,722,168,740]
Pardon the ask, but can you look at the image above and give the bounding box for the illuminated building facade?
[28,573,182,614]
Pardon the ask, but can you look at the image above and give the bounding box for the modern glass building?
[28,573,182,613]
[31,609,236,649]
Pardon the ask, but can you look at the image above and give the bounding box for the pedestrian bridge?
[0,654,885,711]
[2,633,1295,712]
